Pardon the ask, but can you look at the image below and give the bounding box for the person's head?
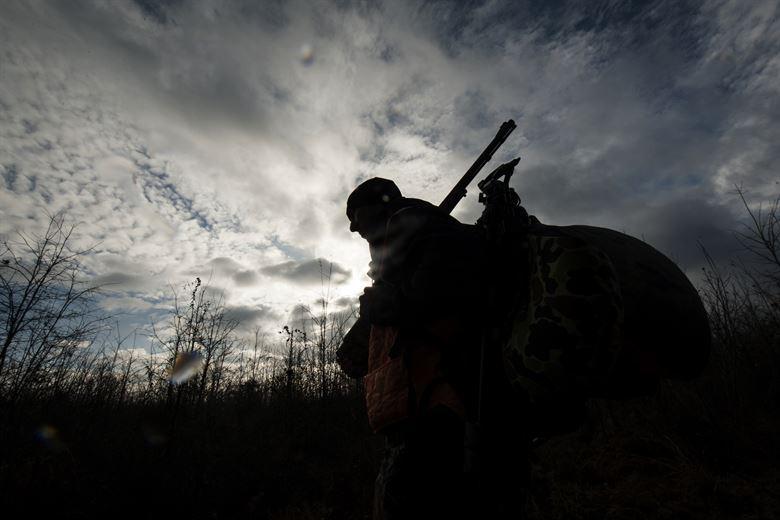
[346,177,402,243]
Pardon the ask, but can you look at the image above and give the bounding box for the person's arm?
[360,223,486,329]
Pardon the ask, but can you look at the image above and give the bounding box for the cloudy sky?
[1,0,778,342]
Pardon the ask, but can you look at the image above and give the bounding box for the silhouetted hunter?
[337,120,711,520]
[341,176,526,519]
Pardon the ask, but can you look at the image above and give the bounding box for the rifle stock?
[438,119,516,215]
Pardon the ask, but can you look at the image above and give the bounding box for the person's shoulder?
[389,198,460,230]
[391,197,439,215]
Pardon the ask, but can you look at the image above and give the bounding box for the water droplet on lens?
[299,43,314,66]
[170,351,203,385]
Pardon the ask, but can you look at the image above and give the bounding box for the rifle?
[461,134,526,484]
[438,119,517,215]
[337,120,520,378]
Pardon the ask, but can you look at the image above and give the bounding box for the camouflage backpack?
[502,220,711,433]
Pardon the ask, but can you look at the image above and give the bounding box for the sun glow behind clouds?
[1,0,779,342]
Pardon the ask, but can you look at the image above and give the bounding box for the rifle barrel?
[438,119,516,215]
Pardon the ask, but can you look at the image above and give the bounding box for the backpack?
[502,219,711,434]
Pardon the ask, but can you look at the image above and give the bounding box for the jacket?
[346,198,487,432]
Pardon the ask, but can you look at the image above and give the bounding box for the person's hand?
[359,283,400,325]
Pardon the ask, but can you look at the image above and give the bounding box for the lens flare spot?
[169,351,203,385]
[142,424,168,447]
[34,424,65,451]
[299,43,314,66]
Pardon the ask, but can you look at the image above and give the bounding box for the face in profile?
[350,203,388,244]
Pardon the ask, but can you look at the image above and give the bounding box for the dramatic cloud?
[224,304,281,331]
[1,0,778,343]
[332,297,358,309]
[93,272,155,292]
[261,258,351,286]
[99,296,156,313]
[232,270,259,287]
